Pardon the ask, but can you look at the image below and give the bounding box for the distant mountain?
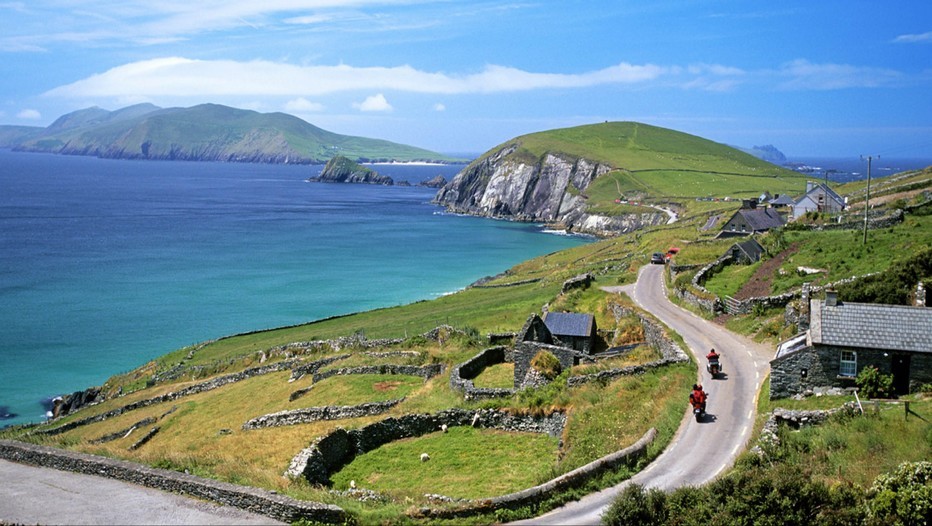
[1,104,464,164]
[733,144,787,164]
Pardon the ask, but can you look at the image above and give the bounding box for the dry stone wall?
[0,439,346,524]
[242,399,405,430]
[287,409,567,485]
[568,306,689,386]
[312,364,443,383]
[36,359,300,436]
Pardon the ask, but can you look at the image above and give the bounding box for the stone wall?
[287,409,568,485]
[449,347,517,400]
[0,439,346,524]
[311,363,444,383]
[289,354,351,381]
[753,404,859,455]
[513,342,591,389]
[569,307,689,386]
[242,399,405,430]
[37,359,300,436]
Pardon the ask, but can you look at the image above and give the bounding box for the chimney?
[798,283,811,332]
[742,199,757,210]
[806,181,816,193]
[825,289,838,307]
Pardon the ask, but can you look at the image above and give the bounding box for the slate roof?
[810,299,932,354]
[794,182,845,208]
[733,238,765,262]
[769,194,795,206]
[544,312,595,338]
[731,207,786,232]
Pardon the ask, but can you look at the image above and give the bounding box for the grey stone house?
[514,313,593,387]
[543,312,598,353]
[718,199,786,238]
[770,291,932,399]
[729,238,765,264]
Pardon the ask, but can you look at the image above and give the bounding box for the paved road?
[521,264,774,525]
[0,459,283,525]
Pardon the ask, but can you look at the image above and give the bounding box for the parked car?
[650,252,666,264]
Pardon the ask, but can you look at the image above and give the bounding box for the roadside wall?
[0,439,346,524]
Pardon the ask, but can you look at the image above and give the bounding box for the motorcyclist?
[690,383,707,412]
[689,383,707,412]
[706,348,720,361]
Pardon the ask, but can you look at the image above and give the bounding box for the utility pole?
[861,155,876,245]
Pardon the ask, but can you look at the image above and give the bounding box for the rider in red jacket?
[689,383,707,411]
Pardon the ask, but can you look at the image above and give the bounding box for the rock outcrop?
[433,145,666,236]
[418,175,447,188]
[309,156,394,185]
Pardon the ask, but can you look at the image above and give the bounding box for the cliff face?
[433,145,667,236]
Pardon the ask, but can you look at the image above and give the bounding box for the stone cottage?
[718,199,786,238]
[543,312,598,354]
[729,238,765,264]
[770,290,932,399]
[513,313,594,388]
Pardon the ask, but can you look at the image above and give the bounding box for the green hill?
[436,122,809,233]
[8,103,464,164]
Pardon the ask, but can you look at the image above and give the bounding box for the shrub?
[530,350,562,380]
[603,484,668,526]
[857,365,895,399]
[864,461,932,526]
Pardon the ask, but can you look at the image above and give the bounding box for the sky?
[1,0,931,158]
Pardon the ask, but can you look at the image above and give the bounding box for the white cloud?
[775,59,903,90]
[893,31,932,43]
[16,108,41,120]
[43,57,671,100]
[285,97,325,112]
[433,103,445,111]
[353,93,392,112]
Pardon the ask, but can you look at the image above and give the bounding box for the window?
[839,351,857,377]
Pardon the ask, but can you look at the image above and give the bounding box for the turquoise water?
[0,151,589,427]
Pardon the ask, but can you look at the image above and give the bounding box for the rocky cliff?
[433,144,667,236]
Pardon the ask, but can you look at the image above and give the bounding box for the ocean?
[0,151,589,427]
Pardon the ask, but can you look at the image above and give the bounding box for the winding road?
[521,263,774,525]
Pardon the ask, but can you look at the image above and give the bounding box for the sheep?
[349,480,357,489]
[440,424,448,433]
[420,453,430,462]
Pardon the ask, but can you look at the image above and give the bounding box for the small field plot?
[331,426,559,499]
[472,362,515,389]
[301,374,426,406]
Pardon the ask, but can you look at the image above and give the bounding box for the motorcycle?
[706,353,723,379]
[689,390,707,422]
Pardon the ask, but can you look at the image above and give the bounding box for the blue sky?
[1,1,930,157]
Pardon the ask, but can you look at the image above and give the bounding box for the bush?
[864,461,932,526]
[530,350,562,380]
[603,484,668,526]
[857,365,895,399]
